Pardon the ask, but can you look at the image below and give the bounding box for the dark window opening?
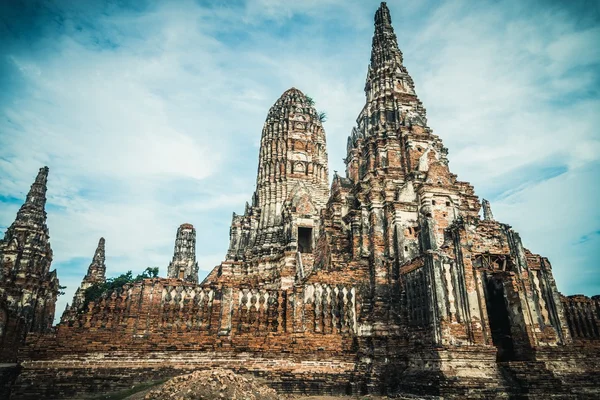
[446,201,451,206]
[298,227,312,253]
[432,200,436,205]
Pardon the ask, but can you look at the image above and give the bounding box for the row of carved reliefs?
[303,284,357,334]
[60,279,359,339]
[236,289,285,333]
[162,286,214,307]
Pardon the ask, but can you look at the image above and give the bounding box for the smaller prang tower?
[209,88,330,289]
[0,167,60,362]
[62,238,106,321]
[167,224,198,283]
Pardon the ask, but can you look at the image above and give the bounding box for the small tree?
[82,267,159,312]
[136,267,159,280]
[318,111,327,123]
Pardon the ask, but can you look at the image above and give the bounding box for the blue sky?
[1,0,599,321]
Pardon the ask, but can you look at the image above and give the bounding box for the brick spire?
[0,167,59,360]
[167,223,198,282]
[14,166,49,229]
[359,2,426,139]
[370,2,404,71]
[346,2,431,181]
[1,166,52,276]
[64,237,107,317]
[82,237,106,286]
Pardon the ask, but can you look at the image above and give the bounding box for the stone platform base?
[9,352,356,399]
[6,347,600,399]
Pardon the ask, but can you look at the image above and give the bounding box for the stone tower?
[215,88,329,288]
[0,167,60,362]
[319,2,571,390]
[167,223,198,282]
[64,238,106,318]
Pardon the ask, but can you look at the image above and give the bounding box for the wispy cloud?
[0,0,598,321]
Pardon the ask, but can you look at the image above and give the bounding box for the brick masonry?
[3,2,600,399]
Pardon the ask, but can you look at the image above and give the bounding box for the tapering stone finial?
[1,166,52,273]
[370,2,403,70]
[375,2,392,26]
[84,237,106,285]
[482,199,494,221]
[66,237,108,315]
[15,166,50,228]
[167,223,198,282]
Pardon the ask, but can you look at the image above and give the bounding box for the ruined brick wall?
[561,295,600,343]
[22,278,359,360]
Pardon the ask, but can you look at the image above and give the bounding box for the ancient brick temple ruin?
[0,167,60,362]
[1,2,599,399]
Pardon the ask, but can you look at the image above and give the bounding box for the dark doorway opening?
[298,227,312,253]
[484,275,515,361]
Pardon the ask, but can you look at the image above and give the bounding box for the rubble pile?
[144,368,279,400]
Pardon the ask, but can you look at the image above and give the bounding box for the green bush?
[82,267,159,311]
